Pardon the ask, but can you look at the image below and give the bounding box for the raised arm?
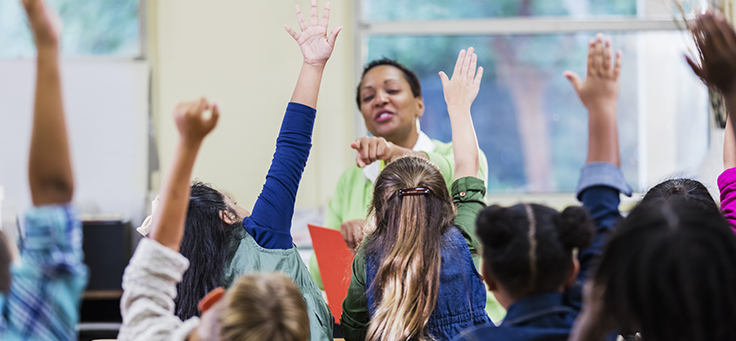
[439,47,483,180]
[24,0,73,206]
[687,12,736,231]
[565,34,622,167]
[244,0,341,249]
[149,99,219,251]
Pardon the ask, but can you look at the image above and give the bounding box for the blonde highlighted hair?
[365,156,455,341]
[219,272,309,341]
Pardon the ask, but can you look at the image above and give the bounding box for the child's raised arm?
[438,47,483,180]
[564,34,622,167]
[24,0,73,206]
[149,99,219,252]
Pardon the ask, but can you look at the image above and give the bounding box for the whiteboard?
[0,59,150,226]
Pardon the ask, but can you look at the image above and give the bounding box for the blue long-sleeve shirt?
[243,102,315,250]
[453,162,631,341]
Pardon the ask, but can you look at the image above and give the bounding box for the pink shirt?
[718,168,736,233]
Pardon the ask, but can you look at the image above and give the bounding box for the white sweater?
[118,238,200,341]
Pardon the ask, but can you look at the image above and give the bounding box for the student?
[454,33,631,341]
[341,47,491,340]
[129,1,340,340]
[0,0,89,339]
[118,98,311,341]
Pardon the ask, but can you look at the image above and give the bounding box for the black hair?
[476,204,594,298]
[640,178,718,214]
[175,181,242,320]
[356,58,422,108]
[593,199,736,341]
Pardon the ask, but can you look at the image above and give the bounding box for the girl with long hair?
[341,47,491,340]
[135,1,341,339]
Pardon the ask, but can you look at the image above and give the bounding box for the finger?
[346,227,356,250]
[563,71,583,93]
[355,154,366,168]
[702,13,726,55]
[377,140,387,159]
[602,36,612,74]
[461,47,474,76]
[586,38,595,76]
[685,55,704,79]
[468,53,478,80]
[453,49,466,78]
[284,25,300,41]
[310,0,318,27]
[473,66,484,86]
[592,34,604,76]
[209,103,221,127]
[368,138,378,163]
[612,50,623,81]
[295,5,308,31]
[715,14,736,51]
[439,71,450,88]
[320,1,330,29]
[351,140,361,150]
[196,97,210,114]
[327,26,342,47]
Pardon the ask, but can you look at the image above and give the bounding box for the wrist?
[447,103,472,114]
[179,137,203,150]
[302,61,326,71]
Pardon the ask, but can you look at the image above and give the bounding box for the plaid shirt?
[0,205,88,340]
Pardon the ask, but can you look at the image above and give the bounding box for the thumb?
[208,103,220,127]
[563,71,583,93]
[438,71,450,88]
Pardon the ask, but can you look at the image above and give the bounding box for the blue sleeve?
[566,162,628,310]
[243,102,316,249]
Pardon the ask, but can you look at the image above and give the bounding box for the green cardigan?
[340,177,486,340]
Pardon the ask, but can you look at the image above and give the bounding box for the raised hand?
[564,34,622,112]
[687,12,736,97]
[22,0,62,48]
[173,98,220,144]
[439,47,484,112]
[285,0,342,67]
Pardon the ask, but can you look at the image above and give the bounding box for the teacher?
[309,58,489,289]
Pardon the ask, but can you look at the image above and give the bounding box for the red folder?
[308,224,355,321]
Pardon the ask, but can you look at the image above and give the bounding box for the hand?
[439,47,484,111]
[351,136,395,168]
[564,34,622,112]
[687,12,736,97]
[173,98,220,144]
[22,0,62,48]
[340,219,366,254]
[285,0,342,67]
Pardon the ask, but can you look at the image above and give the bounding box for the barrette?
[398,187,431,197]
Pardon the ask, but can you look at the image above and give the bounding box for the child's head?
[591,199,736,341]
[175,181,250,319]
[365,156,454,341]
[195,272,309,341]
[641,178,718,213]
[476,204,594,308]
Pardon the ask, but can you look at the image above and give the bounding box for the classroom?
[1,0,736,340]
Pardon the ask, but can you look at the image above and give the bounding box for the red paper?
[308,224,355,321]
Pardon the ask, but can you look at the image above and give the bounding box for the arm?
[341,251,369,341]
[439,47,484,180]
[24,0,73,206]
[687,13,736,232]
[244,0,341,249]
[149,99,219,252]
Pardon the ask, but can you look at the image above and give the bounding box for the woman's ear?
[566,256,581,287]
[482,262,496,291]
[218,210,236,225]
[416,97,425,118]
[198,287,226,313]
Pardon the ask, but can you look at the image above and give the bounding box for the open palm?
[285,0,342,67]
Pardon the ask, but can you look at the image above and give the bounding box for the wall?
[148,0,356,212]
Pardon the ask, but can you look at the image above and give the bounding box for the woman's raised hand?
[285,0,342,67]
[439,47,484,112]
[173,98,220,144]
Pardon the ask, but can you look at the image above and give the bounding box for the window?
[358,0,710,193]
[0,0,140,58]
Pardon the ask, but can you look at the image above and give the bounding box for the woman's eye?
[386,89,399,94]
[363,95,374,102]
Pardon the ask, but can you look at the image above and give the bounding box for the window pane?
[362,0,636,21]
[0,0,140,58]
[365,32,708,193]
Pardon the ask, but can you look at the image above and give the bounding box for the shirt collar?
[363,130,435,183]
[501,292,574,327]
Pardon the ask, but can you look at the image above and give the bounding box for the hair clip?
[398,187,431,197]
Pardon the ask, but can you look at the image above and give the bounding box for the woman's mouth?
[375,111,394,122]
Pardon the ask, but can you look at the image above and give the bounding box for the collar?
[362,130,436,183]
[501,292,575,327]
